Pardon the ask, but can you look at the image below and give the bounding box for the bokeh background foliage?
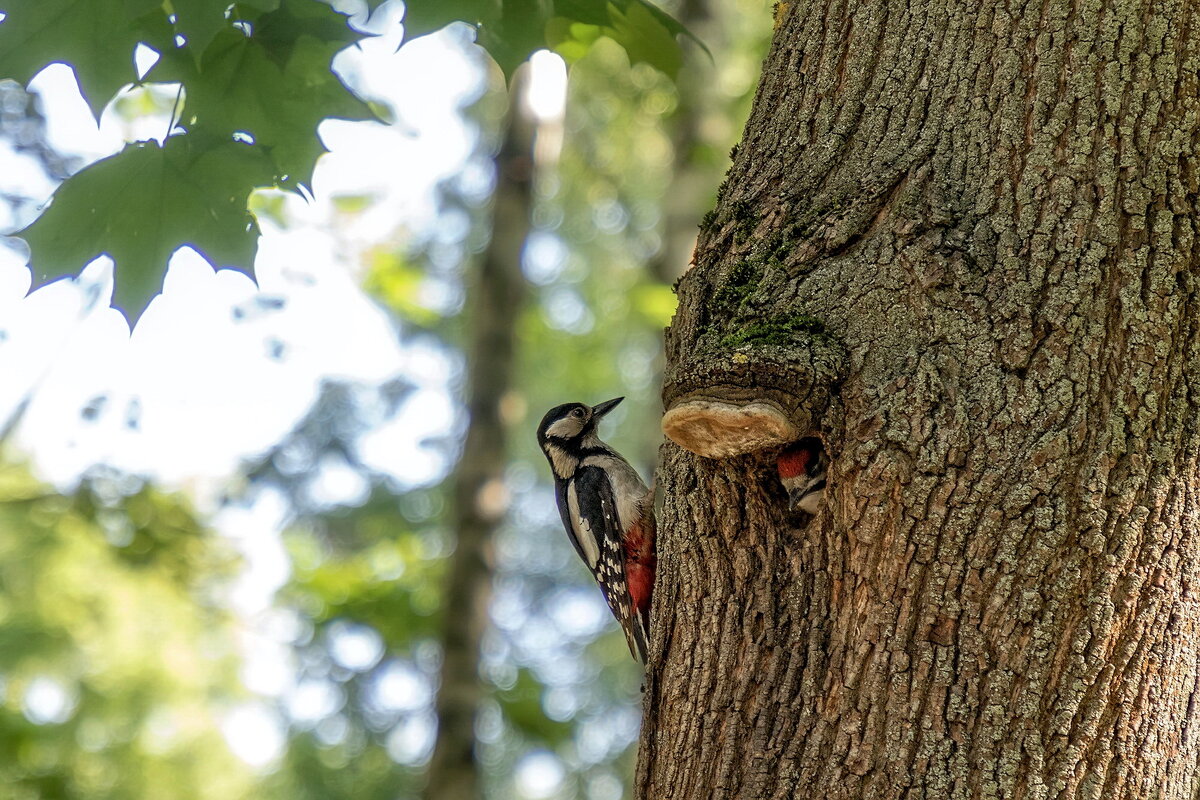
[0,465,252,800]
[0,0,771,797]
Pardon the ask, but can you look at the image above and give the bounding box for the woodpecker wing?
[570,465,649,663]
[553,479,591,565]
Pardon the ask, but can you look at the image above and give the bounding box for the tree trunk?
[640,2,1200,798]
[426,72,534,800]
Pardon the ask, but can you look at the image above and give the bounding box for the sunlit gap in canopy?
[527,49,568,121]
[527,49,568,169]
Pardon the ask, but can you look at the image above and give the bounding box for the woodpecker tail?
[627,611,650,665]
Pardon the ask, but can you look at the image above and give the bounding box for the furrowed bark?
[640,1,1200,798]
[426,73,534,800]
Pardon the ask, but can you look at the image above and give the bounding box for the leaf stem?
[165,83,184,141]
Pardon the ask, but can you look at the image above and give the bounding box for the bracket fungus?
[661,321,844,459]
[662,398,799,459]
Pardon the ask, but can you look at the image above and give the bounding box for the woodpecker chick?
[778,437,827,514]
[537,397,655,664]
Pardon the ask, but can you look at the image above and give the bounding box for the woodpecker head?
[537,397,623,478]
[777,437,827,514]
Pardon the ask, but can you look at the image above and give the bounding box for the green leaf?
[401,0,697,79]
[604,0,681,77]
[253,0,360,67]
[165,0,296,68]
[238,0,284,10]
[548,0,704,77]
[550,0,611,26]
[156,3,374,189]
[404,0,550,78]
[18,136,273,322]
[477,0,554,79]
[620,0,706,55]
[168,0,237,64]
[400,0,487,41]
[0,0,173,117]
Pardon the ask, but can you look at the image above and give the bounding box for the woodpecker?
[777,437,827,514]
[536,397,655,664]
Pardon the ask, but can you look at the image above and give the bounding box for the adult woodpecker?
[777,437,827,514]
[536,397,655,664]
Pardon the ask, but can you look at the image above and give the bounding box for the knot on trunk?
[661,321,844,458]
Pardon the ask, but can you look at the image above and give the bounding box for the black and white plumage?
[536,397,656,664]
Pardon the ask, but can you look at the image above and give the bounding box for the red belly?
[623,518,656,614]
[627,561,653,613]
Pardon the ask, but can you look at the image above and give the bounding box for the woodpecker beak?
[591,397,624,419]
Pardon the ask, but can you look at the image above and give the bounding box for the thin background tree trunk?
[426,71,534,800]
[639,1,1200,798]
[646,0,713,289]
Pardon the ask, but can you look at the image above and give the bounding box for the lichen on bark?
[661,233,846,458]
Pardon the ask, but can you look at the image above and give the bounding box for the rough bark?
[426,73,534,800]
[640,1,1200,798]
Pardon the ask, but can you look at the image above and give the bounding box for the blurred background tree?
[0,0,772,797]
[0,463,255,800]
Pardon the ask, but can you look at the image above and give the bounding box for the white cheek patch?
[567,483,600,568]
[546,417,583,439]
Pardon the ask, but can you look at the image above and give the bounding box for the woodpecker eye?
[571,408,586,418]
